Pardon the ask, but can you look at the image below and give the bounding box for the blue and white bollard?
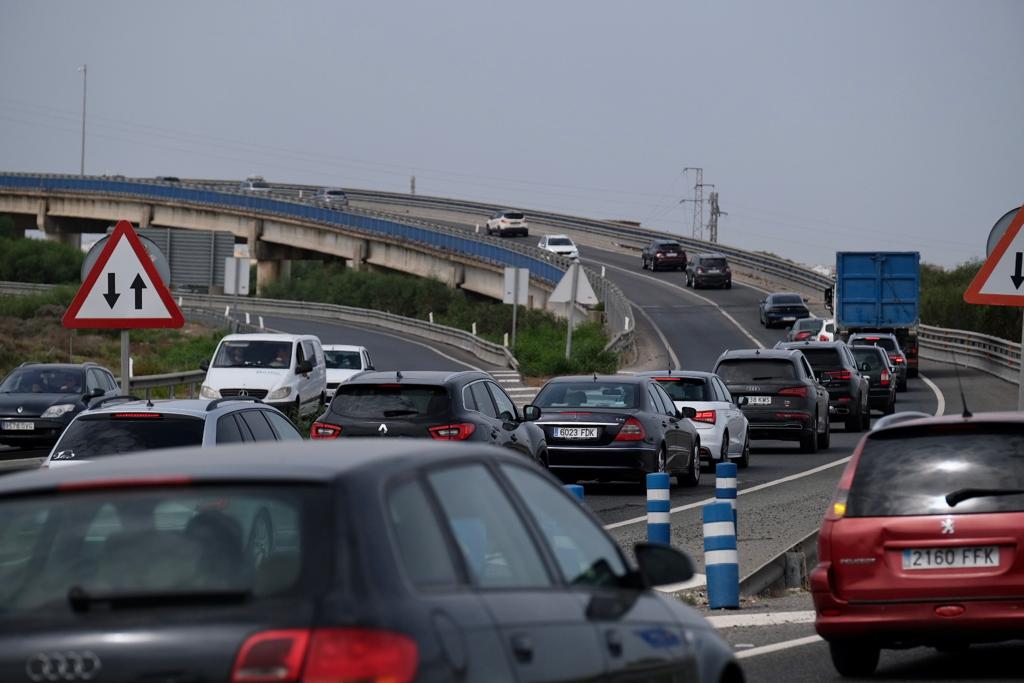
[715,462,738,533]
[703,501,740,609]
[646,473,671,544]
[564,484,584,502]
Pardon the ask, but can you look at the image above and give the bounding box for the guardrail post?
[564,484,584,502]
[703,501,740,609]
[715,462,738,533]
[646,473,671,544]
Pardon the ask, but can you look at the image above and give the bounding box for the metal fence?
[919,324,1020,384]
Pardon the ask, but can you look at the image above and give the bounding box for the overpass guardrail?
[918,324,1020,385]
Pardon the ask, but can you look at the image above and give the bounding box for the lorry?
[824,251,921,378]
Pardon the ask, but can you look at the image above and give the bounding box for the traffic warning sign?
[964,205,1024,306]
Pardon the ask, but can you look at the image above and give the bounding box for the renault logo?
[17,406,24,414]
[26,651,102,681]
[378,423,388,434]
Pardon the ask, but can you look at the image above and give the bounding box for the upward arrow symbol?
[130,273,147,309]
[1012,252,1024,290]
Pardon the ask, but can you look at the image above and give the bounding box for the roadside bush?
[921,261,1022,342]
[0,236,84,284]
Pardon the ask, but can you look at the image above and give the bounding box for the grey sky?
[1,1,1021,267]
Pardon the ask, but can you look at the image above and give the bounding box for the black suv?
[0,362,119,449]
[714,349,830,453]
[848,332,908,391]
[685,253,732,289]
[640,239,687,271]
[775,341,871,432]
[311,370,549,465]
[759,292,811,328]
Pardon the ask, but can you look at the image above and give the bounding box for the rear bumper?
[868,387,893,407]
[496,227,529,237]
[745,410,811,441]
[652,257,686,269]
[694,274,730,286]
[547,445,659,479]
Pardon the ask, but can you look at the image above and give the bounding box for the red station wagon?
[812,412,1024,677]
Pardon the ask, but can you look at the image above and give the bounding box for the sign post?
[549,262,598,361]
[503,267,529,349]
[963,204,1024,408]
[63,220,184,395]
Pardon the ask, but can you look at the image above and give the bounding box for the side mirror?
[296,360,313,375]
[736,396,749,407]
[200,359,209,371]
[634,543,694,586]
[679,406,697,420]
[522,404,541,422]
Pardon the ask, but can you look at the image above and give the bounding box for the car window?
[714,377,733,402]
[86,369,103,392]
[462,385,477,411]
[501,464,629,588]
[655,377,710,402]
[264,411,302,440]
[301,341,317,367]
[241,410,276,441]
[653,384,677,416]
[103,372,117,391]
[216,414,244,444]
[214,340,292,369]
[427,464,551,589]
[534,382,638,409]
[387,479,460,589]
[646,385,662,413]
[853,348,886,371]
[49,415,205,461]
[486,382,517,422]
[715,359,796,382]
[798,348,843,370]
[469,382,497,419]
[826,323,836,333]
[801,358,816,379]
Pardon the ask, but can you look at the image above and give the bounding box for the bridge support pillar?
[37,201,81,249]
[256,259,291,295]
[346,240,368,272]
[447,263,465,290]
[140,204,153,229]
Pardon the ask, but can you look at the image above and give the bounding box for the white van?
[200,333,327,416]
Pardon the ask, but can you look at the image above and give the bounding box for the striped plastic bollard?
[703,501,740,609]
[646,473,671,544]
[715,462,738,532]
[564,484,584,503]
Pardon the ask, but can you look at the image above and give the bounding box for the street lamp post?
[78,64,87,175]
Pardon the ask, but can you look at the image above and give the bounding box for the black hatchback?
[311,370,548,465]
[532,375,702,486]
[0,442,742,682]
[758,292,810,328]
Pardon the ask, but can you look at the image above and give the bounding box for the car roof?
[697,252,726,259]
[546,234,572,240]
[81,398,274,418]
[850,332,898,339]
[776,340,845,349]
[12,363,96,372]
[345,370,488,385]
[717,348,803,361]
[635,370,715,380]
[322,344,366,352]
[542,374,649,384]
[221,333,316,343]
[0,440,523,497]
[768,291,803,298]
[868,411,1024,437]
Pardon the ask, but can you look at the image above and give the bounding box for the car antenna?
[951,351,971,418]
[396,370,403,381]
[146,397,154,408]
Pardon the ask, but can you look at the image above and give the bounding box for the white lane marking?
[594,261,765,350]
[735,635,823,660]
[919,372,945,416]
[707,610,816,629]
[603,455,852,530]
[634,302,682,370]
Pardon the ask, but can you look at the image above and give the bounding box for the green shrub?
[0,236,84,284]
[921,261,1022,341]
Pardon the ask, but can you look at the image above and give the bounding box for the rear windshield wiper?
[751,376,782,381]
[382,410,417,417]
[67,585,250,612]
[945,488,1024,507]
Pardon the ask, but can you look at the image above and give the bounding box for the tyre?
[861,396,871,430]
[800,424,818,453]
[845,402,863,433]
[246,509,275,570]
[736,436,750,469]
[817,413,831,449]
[641,257,647,270]
[907,367,919,378]
[680,442,701,487]
[885,397,896,415]
[828,641,880,678]
[725,279,732,289]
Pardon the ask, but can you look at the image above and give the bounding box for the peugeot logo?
[941,516,955,535]
[26,651,101,681]
[378,423,388,434]
[238,389,249,397]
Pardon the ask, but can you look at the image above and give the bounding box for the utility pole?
[410,175,416,195]
[708,191,727,243]
[682,167,706,239]
[77,64,87,175]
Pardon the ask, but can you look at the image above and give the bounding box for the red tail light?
[778,386,807,397]
[693,410,716,424]
[428,423,476,440]
[794,332,811,340]
[826,370,852,381]
[890,355,905,364]
[310,422,342,439]
[818,334,829,341]
[697,267,705,274]
[232,628,418,683]
[880,371,891,386]
[615,417,646,441]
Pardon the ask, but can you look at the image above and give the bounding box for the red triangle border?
[963,205,1024,307]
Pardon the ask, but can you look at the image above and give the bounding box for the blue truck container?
[833,251,921,377]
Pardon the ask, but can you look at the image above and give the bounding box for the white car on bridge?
[537,234,579,259]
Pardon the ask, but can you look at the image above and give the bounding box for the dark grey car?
[758,292,810,328]
[686,253,732,289]
[851,345,897,415]
[775,341,871,432]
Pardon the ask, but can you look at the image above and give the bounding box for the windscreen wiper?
[945,488,1024,507]
[67,585,250,612]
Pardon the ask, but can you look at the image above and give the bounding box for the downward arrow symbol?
[102,273,120,308]
[1012,253,1024,290]
[130,273,147,309]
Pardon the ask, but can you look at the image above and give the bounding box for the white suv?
[485,209,529,237]
[323,344,373,398]
[200,333,327,416]
[538,234,579,259]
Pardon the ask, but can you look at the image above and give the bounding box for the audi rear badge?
[26,651,101,682]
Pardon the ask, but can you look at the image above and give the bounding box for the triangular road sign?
[964,205,1024,306]
[550,264,599,305]
[63,220,185,328]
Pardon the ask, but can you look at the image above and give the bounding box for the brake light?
[697,267,705,274]
[112,412,162,418]
[778,386,807,397]
[231,628,418,683]
[311,421,342,439]
[652,377,679,382]
[615,417,646,441]
[428,423,476,440]
[818,334,829,341]
[655,251,664,258]
[864,336,880,341]
[826,370,852,381]
[693,410,716,424]
[794,332,811,341]
[891,355,905,364]
[880,371,891,386]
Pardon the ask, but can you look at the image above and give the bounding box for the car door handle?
[605,629,623,657]
[510,633,533,663]
[510,433,518,442]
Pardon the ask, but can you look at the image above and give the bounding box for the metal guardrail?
[919,323,1020,384]
[123,369,207,399]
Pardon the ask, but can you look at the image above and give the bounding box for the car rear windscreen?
[847,429,1024,516]
[798,348,842,370]
[656,242,681,251]
[503,212,525,220]
[50,415,205,461]
[773,295,804,305]
[702,257,727,268]
[793,318,820,332]
[534,382,638,409]
[0,485,325,616]
[330,384,449,420]
[852,347,886,371]
[654,378,710,402]
[853,337,897,352]
[715,359,796,382]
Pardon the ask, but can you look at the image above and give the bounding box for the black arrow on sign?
[102,273,120,308]
[130,274,147,310]
[1013,253,1024,290]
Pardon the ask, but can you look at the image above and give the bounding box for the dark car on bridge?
[531,375,702,487]
[775,341,871,432]
[758,292,810,328]
[0,442,742,682]
[685,253,732,289]
[850,345,897,415]
[310,370,548,465]
[0,362,119,450]
[813,412,1024,677]
[640,239,687,271]
[713,348,830,453]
